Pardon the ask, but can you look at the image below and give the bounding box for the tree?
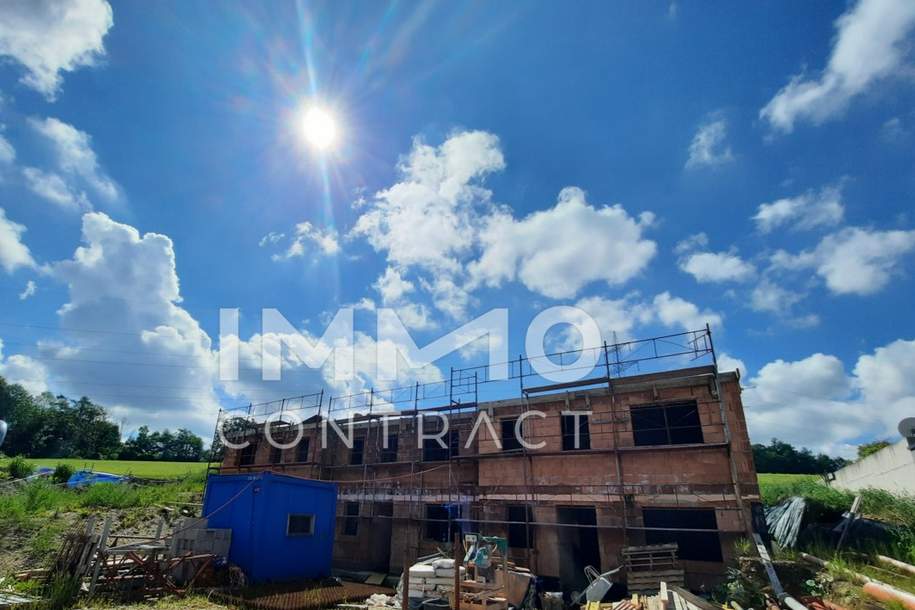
[752,438,849,474]
[0,378,45,456]
[0,374,204,462]
[121,426,157,460]
[857,439,892,460]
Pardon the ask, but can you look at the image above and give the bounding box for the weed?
[51,464,74,485]
[40,574,81,610]
[733,537,753,557]
[7,456,34,480]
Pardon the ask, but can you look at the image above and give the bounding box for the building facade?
[218,364,758,591]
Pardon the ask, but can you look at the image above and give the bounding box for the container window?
[287,514,315,536]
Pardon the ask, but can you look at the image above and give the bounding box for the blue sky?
[0,0,914,456]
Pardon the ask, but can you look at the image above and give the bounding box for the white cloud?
[717,352,746,376]
[258,231,284,247]
[743,353,862,455]
[352,131,656,318]
[271,221,339,260]
[22,166,90,210]
[750,277,804,314]
[0,339,48,394]
[0,133,15,164]
[18,280,36,300]
[393,302,436,331]
[753,185,844,233]
[685,118,733,168]
[351,130,504,274]
[881,117,908,141]
[744,340,915,456]
[219,331,341,409]
[370,268,437,331]
[772,226,915,295]
[470,187,657,299]
[674,232,708,255]
[45,212,219,434]
[761,0,915,133]
[574,295,654,341]
[350,131,505,320]
[0,207,37,273]
[652,291,722,330]
[0,0,113,100]
[29,117,119,203]
[680,251,755,283]
[854,339,915,433]
[572,292,721,348]
[374,266,414,304]
[224,328,443,412]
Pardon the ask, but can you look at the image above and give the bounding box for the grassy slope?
[0,473,207,574]
[757,473,819,486]
[0,458,209,479]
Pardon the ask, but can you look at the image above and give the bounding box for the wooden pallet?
[627,570,685,594]
[622,545,685,594]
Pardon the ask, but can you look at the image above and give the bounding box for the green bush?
[7,455,34,480]
[51,463,74,484]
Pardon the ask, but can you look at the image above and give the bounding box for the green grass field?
[757,472,819,486]
[0,458,209,479]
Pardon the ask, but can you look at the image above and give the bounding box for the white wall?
[830,439,915,495]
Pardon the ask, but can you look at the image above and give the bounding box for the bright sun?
[301,106,338,151]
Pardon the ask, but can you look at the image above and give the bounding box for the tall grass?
[760,475,915,529]
[760,473,915,568]
[0,471,205,522]
[0,472,206,569]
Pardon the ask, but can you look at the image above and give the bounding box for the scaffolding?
[208,327,755,574]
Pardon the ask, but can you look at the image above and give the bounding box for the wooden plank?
[669,587,718,610]
[365,572,387,585]
[88,515,112,596]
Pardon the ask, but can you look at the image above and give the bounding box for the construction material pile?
[406,558,465,599]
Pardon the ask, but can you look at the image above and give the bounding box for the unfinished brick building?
[216,329,759,591]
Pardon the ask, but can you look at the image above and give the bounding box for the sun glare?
[301,106,338,151]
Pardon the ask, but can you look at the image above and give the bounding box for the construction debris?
[0,591,35,609]
[766,497,806,549]
[212,580,394,610]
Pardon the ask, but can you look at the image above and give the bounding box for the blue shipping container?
[202,472,337,584]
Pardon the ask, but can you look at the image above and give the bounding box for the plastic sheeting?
[67,470,128,488]
[765,496,806,548]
